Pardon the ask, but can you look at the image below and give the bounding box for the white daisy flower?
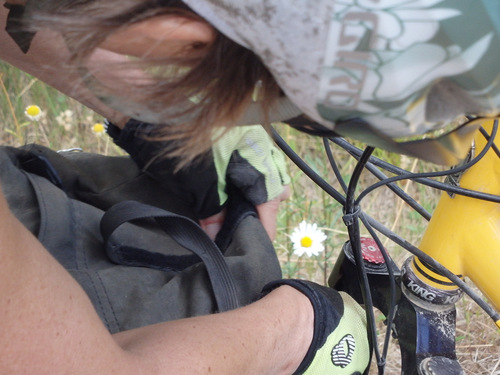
[24,105,43,121]
[91,122,107,136]
[290,221,327,257]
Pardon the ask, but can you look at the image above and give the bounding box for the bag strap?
[100,200,241,312]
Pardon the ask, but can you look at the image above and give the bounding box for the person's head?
[21,0,281,163]
[19,1,500,166]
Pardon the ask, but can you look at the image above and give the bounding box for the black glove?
[107,119,290,220]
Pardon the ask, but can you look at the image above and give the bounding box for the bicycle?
[273,117,500,374]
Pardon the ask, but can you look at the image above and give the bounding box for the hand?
[201,185,290,241]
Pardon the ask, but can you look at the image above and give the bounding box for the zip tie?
[342,206,361,226]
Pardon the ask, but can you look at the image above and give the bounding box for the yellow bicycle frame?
[416,119,500,326]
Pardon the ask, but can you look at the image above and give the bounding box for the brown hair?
[24,0,280,165]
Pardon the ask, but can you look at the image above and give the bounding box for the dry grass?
[0,63,124,155]
[1,62,499,373]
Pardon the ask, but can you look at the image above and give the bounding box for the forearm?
[114,286,312,375]
[0,187,139,374]
[0,184,309,374]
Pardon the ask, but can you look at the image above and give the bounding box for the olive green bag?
[0,144,282,333]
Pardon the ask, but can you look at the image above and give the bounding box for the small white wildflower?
[290,221,327,257]
[56,109,75,131]
[91,122,107,136]
[25,105,43,121]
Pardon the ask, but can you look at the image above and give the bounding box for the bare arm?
[0,189,140,374]
[0,185,310,375]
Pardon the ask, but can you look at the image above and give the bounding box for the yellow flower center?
[300,236,313,248]
[26,105,41,117]
[92,123,106,134]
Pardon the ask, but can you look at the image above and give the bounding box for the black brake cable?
[271,128,346,205]
[479,127,500,158]
[344,146,388,374]
[359,213,397,368]
[323,137,348,194]
[354,121,498,206]
[331,136,500,204]
[328,138,432,221]
[325,137,405,371]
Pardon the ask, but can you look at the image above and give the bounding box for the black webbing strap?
[100,200,240,312]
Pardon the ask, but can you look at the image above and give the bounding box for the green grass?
[1,61,499,374]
